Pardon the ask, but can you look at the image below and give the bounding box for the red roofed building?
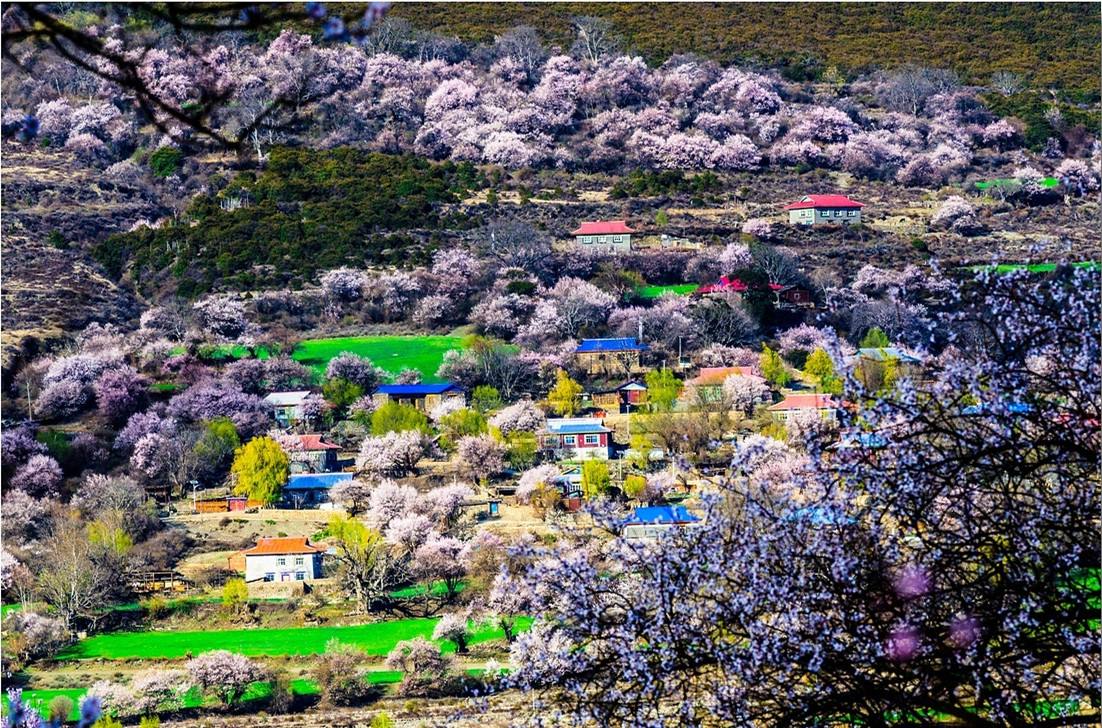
[240,536,326,582]
[284,433,342,474]
[768,393,839,422]
[784,194,865,226]
[572,220,634,253]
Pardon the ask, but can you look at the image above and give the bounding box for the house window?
[847,210,856,217]
[563,435,577,445]
[584,435,600,445]
[295,572,306,581]
[277,557,286,566]
[294,557,304,565]
[819,210,829,217]
[834,210,842,217]
[264,572,275,582]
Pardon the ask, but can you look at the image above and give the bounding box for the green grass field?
[56,616,531,660]
[635,284,700,300]
[182,334,466,382]
[970,261,1100,274]
[290,335,464,381]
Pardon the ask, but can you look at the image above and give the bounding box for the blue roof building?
[373,381,465,412]
[282,472,352,508]
[575,338,650,376]
[856,347,922,364]
[622,504,700,539]
[576,337,650,353]
[542,417,613,461]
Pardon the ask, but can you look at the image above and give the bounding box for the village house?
[684,366,760,406]
[575,338,650,376]
[281,471,352,509]
[571,220,634,253]
[774,284,815,309]
[373,382,465,412]
[240,536,326,583]
[263,390,312,428]
[284,434,342,473]
[589,380,648,414]
[541,417,613,460]
[784,194,865,225]
[622,505,701,540]
[768,393,839,422]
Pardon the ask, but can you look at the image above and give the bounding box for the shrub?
[148,147,183,177]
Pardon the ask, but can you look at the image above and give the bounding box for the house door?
[280,572,291,582]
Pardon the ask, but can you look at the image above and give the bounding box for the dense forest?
[389,2,1100,94]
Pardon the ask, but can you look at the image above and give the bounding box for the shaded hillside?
[391,2,1100,93]
[1,148,154,376]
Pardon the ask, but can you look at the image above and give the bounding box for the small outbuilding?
[264,391,312,428]
[784,194,864,225]
[622,505,700,540]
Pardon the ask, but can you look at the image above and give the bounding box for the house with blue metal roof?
[281,471,353,508]
[575,338,650,376]
[372,381,465,412]
[542,417,613,460]
[622,504,700,539]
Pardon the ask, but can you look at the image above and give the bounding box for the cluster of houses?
[571,193,865,254]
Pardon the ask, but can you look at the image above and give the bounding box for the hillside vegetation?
[93,150,487,296]
[391,2,1100,93]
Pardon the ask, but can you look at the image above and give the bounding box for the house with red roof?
[572,220,634,253]
[767,393,839,422]
[240,536,326,582]
[283,433,342,473]
[784,194,864,226]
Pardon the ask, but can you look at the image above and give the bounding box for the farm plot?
[56,616,531,660]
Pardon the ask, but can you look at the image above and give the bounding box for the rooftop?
[242,536,326,556]
[784,194,865,210]
[546,417,611,435]
[376,382,463,396]
[289,434,341,451]
[576,337,650,353]
[572,220,634,235]
[284,472,353,490]
[856,347,922,363]
[768,393,838,411]
[263,391,312,406]
[688,366,757,386]
[624,505,700,526]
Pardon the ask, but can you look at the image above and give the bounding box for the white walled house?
[242,536,326,583]
[784,194,864,225]
[572,220,634,253]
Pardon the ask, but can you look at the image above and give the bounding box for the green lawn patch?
[1,603,24,619]
[974,176,1059,191]
[176,334,466,382]
[389,580,467,600]
[290,335,464,381]
[56,616,531,661]
[635,284,700,300]
[970,261,1100,274]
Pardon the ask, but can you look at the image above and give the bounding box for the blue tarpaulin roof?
[376,382,463,396]
[285,472,353,490]
[546,422,611,434]
[576,338,649,353]
[624,505,699,525]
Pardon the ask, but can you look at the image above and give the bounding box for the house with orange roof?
[767,393,839,422]
[240,536,326,583]
[572,220,634,253]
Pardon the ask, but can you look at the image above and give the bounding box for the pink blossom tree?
[186,650,265,707]
[329,478,374,515]
[365,479,418,526]
[384,637,455,696]
[11,454,63,498]
[93,366,149,425]
[356,431,427,478]
[412,535,467,598]
[490,399,546,434]
[456,435,507,482]
[722,373,772,414]
[384,513,436,554]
